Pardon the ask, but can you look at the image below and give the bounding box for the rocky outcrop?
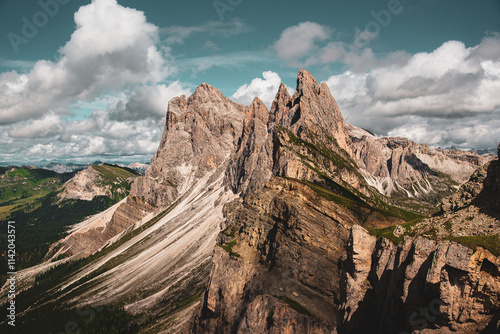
[225,97,273,195]
[192,70,499,334]
[54,83,247,262]
[48,197,153,258]
[193,177,358,333]
[339,225,500,334]
[45,83,247,331]
[58,164,136,201]
[441,158,500,214]
[192,70,414,333]
[348,124,491,201]
[132,84,245,208]
[410,158,500,241]
[227,69,372,201]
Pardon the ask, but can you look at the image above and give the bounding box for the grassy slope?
[0,167,72,220]
[0,164,139,274]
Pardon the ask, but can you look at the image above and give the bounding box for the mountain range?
[0,70,498,334]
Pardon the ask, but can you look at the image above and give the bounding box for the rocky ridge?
[1,82,248,332]
[192,70,441,333]
[3,70,498,334]
[411,157,500,242]
[348,124,491,201]
[58,163,139,201]
[191,71,499,333]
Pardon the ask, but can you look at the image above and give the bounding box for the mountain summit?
[2,70,497,334]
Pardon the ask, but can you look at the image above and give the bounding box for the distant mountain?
[118,162,150,174]
[43,161,149,174]
[348,124,492,205]
[42,162,88,173]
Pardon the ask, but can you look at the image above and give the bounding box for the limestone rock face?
[225,97,273,195]
[132,84,246,208]
[418,158,500,240]
[348,124,491,200]
[52,84,246,260]
[339,226,500,334]
[270,70,368,197]
[441,158,500,213]
[193,177,358,333]
[191,70,500,334]
[227,69,371,199]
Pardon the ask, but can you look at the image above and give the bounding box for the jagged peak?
[247,97,269,124]
[250,96,266,106]
[192,82,225,97]
[296,68,320,96]
[269,82,292,124]
[277,82,291,99]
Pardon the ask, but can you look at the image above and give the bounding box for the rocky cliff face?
[192,71,499,334]
[441,158,500,214]
[132,83,245,208]
[337,157,500,333]
[191,70,433,333]
[3,81,249,332]
[339,225,500,334]
[8,69,498,334]
[410,157,500,242]
[192,177,357,333]
[227,69,372,202]
[348,125,491,201]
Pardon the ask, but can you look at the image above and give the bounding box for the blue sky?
[0,0,499,164]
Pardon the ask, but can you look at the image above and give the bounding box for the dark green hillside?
[0,164,140,275]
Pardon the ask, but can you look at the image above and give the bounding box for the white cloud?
[9,113,62,138]
[0,0,166,125]
[203,41,220,51]
[325,36,500,149]
[231,71,294,108]
[2,111,165,161]
[109,82,191,121]
[272,21,409,72]
[387,115,500,150]
[273,22,331,60]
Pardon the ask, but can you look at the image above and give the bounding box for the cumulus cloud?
[109,82,191,121]
[0,110,165,162]
[272,21,410,72]
[387,115,500,150]
[230,71,294,108]
[325,36,500,149]
[9,113,63,138]
[0,0,166,125]
[273,22,331,60]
